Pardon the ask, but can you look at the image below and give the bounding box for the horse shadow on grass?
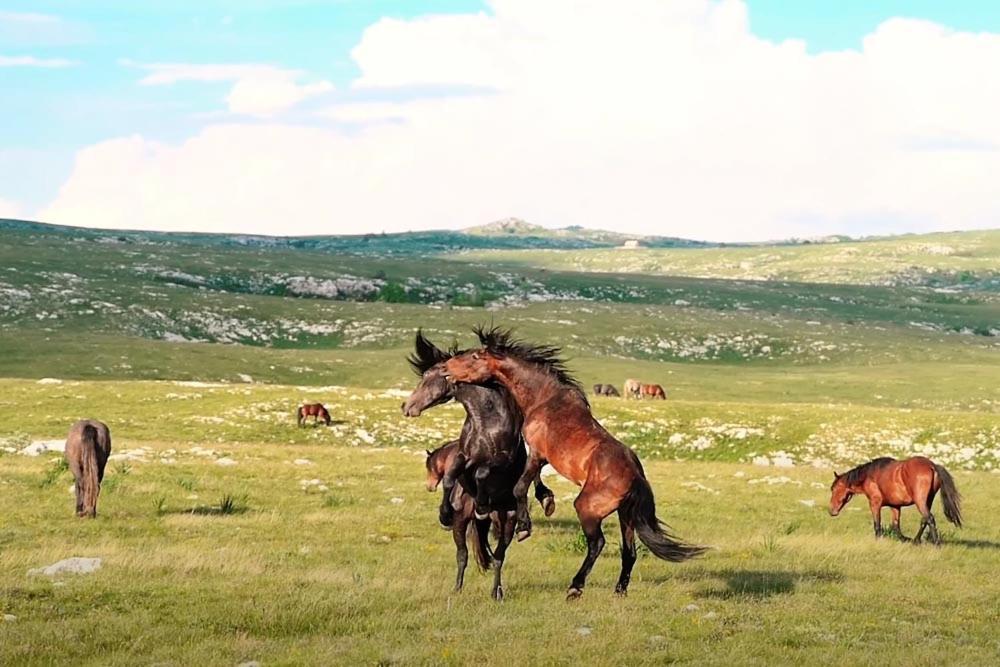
[672,568,843,600]
[948,538,1000,551]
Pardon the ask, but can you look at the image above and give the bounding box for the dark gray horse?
[64,419,111,517]
[593,383,621,397]
[402,331,554,599]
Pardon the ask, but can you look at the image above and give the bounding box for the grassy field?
[2,391,999,665]
[1,221,998,664]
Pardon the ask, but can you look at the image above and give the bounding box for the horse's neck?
[495,357,564,415]
[454,384,509,425]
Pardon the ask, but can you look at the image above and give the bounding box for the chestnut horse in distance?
[829,456,962,544]
[640,384,666,400]
[441,326,705,599]
[297,403,332,426]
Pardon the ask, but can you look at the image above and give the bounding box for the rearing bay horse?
[441,326,705,599]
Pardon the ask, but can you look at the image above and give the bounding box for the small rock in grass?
[648,635,666,644]
[293,459,313,466]
[576,626,592,636]
[799,499,816,507]
[682,603,699,613]
[216,457,237,466]
[3,614,16,622]
[390,497,404,505]
[237,662,261,667]
[702,611,718,620]
[28,557,102,577]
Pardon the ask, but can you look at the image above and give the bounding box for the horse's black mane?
[474,325,588,402]
[841,457,896,487]
[407,329,458,375]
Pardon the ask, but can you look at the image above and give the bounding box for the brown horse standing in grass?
[829,456,962,544]
[640,383,667,400]
[297,403,331,426]
[441,327,705,600]
[64,419,111,518]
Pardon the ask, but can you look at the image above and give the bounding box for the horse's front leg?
[513,452,543,541]
[869,496,883,538]
[473,465,492,519]
[439,452,466,527]
[533,462,556,517]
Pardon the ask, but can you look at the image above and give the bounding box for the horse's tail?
[78,424,101,518]
[619,474,706,562]
[934,464,963,527]
[467,519,493,572]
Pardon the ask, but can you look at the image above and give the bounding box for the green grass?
[2,431,999,665]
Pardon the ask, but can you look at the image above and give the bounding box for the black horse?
[403,331,555,599]
[593,383,620,397]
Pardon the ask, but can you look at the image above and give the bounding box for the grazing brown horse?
[640,383,667,400]
[297,402,331,426]
[442,327,705,599]
[64,419,112,518]
[623,378,641,399]
[829,456,962,544]
[425,441,495,592]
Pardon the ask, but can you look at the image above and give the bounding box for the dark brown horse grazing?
[425,441,495,592]
[297,402,331,427]
[640,384,667,400]
[593,384,620,397]
[829,456,962,544]
[441,326,705,600]
[64,419,112,518]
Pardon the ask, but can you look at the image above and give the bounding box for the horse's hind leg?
[567,487,613,600]
[492,511,516,601]
[912,478,939,545]
[614,512,637,597]
[473,465,492,519]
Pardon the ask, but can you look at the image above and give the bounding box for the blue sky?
[2,1,999,238]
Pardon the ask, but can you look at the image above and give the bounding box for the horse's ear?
[425,449,432,457]
[833,471,840,479]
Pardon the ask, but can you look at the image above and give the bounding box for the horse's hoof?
[475,511,489,520]
[516,528,532,542]
[493,587,504,602]
[566,587,583,601]
[542,496,556,517]
[614,587,628,597]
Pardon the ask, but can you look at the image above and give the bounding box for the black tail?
[468,519,493,571]
[934,464,963,527]
[619,475,706,562]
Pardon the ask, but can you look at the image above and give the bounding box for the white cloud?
[42,1,1000,240]
[0,54,77,67]
[127,60,334,118]
[0,197,22,219]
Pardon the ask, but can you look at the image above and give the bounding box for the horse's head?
[403,330,455,417]
[828,472,854,516]
[424,448,444,491]
[321,408,332,425]
[442,348,497,385]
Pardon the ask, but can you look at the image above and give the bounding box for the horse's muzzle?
[401,401,422,418]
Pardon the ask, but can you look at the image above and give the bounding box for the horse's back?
[67,419,111,458]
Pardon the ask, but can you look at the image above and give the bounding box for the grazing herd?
[55,324,965,604]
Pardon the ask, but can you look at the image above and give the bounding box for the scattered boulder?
[28,557,102,577]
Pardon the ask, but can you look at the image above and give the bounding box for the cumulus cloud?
[41,1,1000,240]
[0,54,77,67]
[126,60,334,118]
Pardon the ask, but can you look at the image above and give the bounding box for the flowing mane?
[842,457,896,487]
[474,325,588,403]
[407,329,457,375]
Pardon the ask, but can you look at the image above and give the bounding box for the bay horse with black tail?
[829,456,962,544]
[403,331,555,600]
[297,402,331,427]
[640,383,667,400]
[64,419,112,518]
[425,440,496,592]
[441,326,705,600]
